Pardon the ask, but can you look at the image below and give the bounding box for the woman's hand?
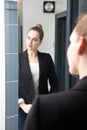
[19,102,32,113]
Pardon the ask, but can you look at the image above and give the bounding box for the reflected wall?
[5,0,18,130]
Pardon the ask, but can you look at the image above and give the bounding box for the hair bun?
[36,24,42,29]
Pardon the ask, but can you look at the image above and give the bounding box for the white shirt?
[30,62,39,96]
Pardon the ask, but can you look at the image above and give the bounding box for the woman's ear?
[78,38,86,55]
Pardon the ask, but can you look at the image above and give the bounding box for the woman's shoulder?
[38,51,51,57]
[38,51,53,62]
[19,50,28,61]
[19,50,27,57]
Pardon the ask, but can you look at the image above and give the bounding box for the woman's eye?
[27,36,30,40]
[27,37,39,42]
[34,39,38,41]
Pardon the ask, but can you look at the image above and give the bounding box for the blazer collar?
[71,76,87,91]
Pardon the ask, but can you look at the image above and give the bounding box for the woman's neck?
[27,50,38,63]
[27,50,37,58]
[79,57,87,79]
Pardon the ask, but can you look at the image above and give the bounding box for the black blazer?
[24,76,87,130]
[19,50,59,104]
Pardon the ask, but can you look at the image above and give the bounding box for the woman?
[23,14,87,130]
[18,24,59,130]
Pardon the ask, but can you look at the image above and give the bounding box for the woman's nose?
[29,39,32,44]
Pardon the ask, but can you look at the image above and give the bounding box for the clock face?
[43,1,55,13]
[45,2,54,12]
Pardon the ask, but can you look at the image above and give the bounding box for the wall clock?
[43,1,55,13]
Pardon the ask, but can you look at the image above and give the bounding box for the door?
[55,11,66,91]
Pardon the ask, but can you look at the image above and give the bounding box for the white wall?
[22,0,67,60]
[55,0,67,13]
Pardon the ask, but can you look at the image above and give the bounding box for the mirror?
[18,0,67,60]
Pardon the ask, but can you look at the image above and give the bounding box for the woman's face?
[26,30,41,52]
[67,30,80,75]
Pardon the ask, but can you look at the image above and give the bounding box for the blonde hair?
[75,13,87,39]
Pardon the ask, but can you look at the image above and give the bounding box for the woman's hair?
[27,24,44,40]
[75,13,87,39]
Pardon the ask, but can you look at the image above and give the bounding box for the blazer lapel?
[22,50,33,81]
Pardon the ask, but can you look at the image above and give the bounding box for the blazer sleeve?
[19,53,23,99]
[48,54,59,92]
